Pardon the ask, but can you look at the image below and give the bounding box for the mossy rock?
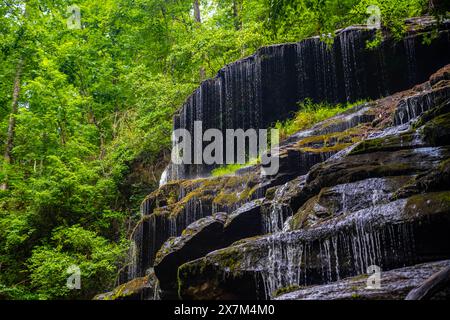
[404,191,450,218]
[272,284,302,298]
[93,276,153,300]
[349,131,418,156]
[421,112,450,146]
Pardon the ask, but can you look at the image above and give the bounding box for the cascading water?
[262,203,292,234]
[338,28,367,101]
[106,20,450,300]
[296,37,339,102]
[164,21,450,183]
[404,36,418,87]
[258,198,418,299]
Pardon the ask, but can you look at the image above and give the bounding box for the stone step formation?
[94,17,450,300]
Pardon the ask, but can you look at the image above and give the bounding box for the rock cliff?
[95,17,450,300]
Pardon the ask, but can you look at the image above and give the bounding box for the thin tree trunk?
[193,0,201,23]
[88,107,106,159]
[193,0,205,80]
[233,0,242,30]
[1,58,24,190]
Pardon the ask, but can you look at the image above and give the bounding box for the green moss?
[232,235,264,246]
[213,192,239,206]
[155,237,177,263]
[350,131,416,155]
[157,173,260,218]
[99,276,149,300]
[350,293,362,300]
[405,191,450,217]
[300,143,353,154]
[265,187,276,201]
[296,127,364,148]
[350,273,369,281]
[272,284,302,297]
[289,194,330,230]
[413,101,450,129]
[421,112,450,146]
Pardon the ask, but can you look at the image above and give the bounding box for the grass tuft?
[274,98,367,140]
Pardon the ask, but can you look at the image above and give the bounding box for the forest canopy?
[0,0,439,299]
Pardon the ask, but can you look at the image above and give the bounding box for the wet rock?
[288,176,414,230]
[429,64,450,87]
[394,84,450,125]
[422,111,450,146]
[178,191,450,299]
[393,158,450,200]
[141,182,183,216]
[224,200,263,241]
[125,173,263,282]
[154,213,228,295]
[168,18,450,182]
[113,26,450,301]
[275,260,450,300]
[94,271,159,300]
[289,144,450,217]
[154,200,264,296]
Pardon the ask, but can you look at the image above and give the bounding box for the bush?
[27,225,128,300]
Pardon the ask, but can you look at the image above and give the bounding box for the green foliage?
[211,157,260,177]
[27,226,127,299]
[275,99,368,140]
[349,0,428,40]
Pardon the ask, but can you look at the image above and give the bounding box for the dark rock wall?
[168,21,450,181]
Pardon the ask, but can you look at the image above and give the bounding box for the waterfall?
[260,223,416,299]
[162,24,449,183]
[159,167,168,187]
[404,36,418,87]
[295,37,339,102]
[262,203,292,234]
[258,199,418,299]
[339,28,365,101]
[394,90,450,125]
[127,241,138,281]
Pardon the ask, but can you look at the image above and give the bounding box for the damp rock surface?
[165,17,450,182]
[106,19,450,300]
[175,65,450,300]
[274,260,450,300]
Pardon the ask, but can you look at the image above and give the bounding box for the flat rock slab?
[275,260,450,300]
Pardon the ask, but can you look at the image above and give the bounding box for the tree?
[1,1,28,190]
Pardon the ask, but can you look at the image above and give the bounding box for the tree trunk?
[88,107,106,159]
[193,0,206,80]
[193,0,201,23]
[1,58,24,190]
[233,0,242,30]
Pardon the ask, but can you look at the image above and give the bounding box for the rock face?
[123,173,267,283]
[176,64,450,300]
[274,260,450,300]
[106,18,450,301]
[163,17,450,182]
[154,213,228,297]
[153,201,265,298]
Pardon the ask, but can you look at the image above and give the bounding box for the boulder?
[94,270,159,300]
[178,191,450,300]
[154,200,264,296]
[274,260,450,300]
[154,213,228,295]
